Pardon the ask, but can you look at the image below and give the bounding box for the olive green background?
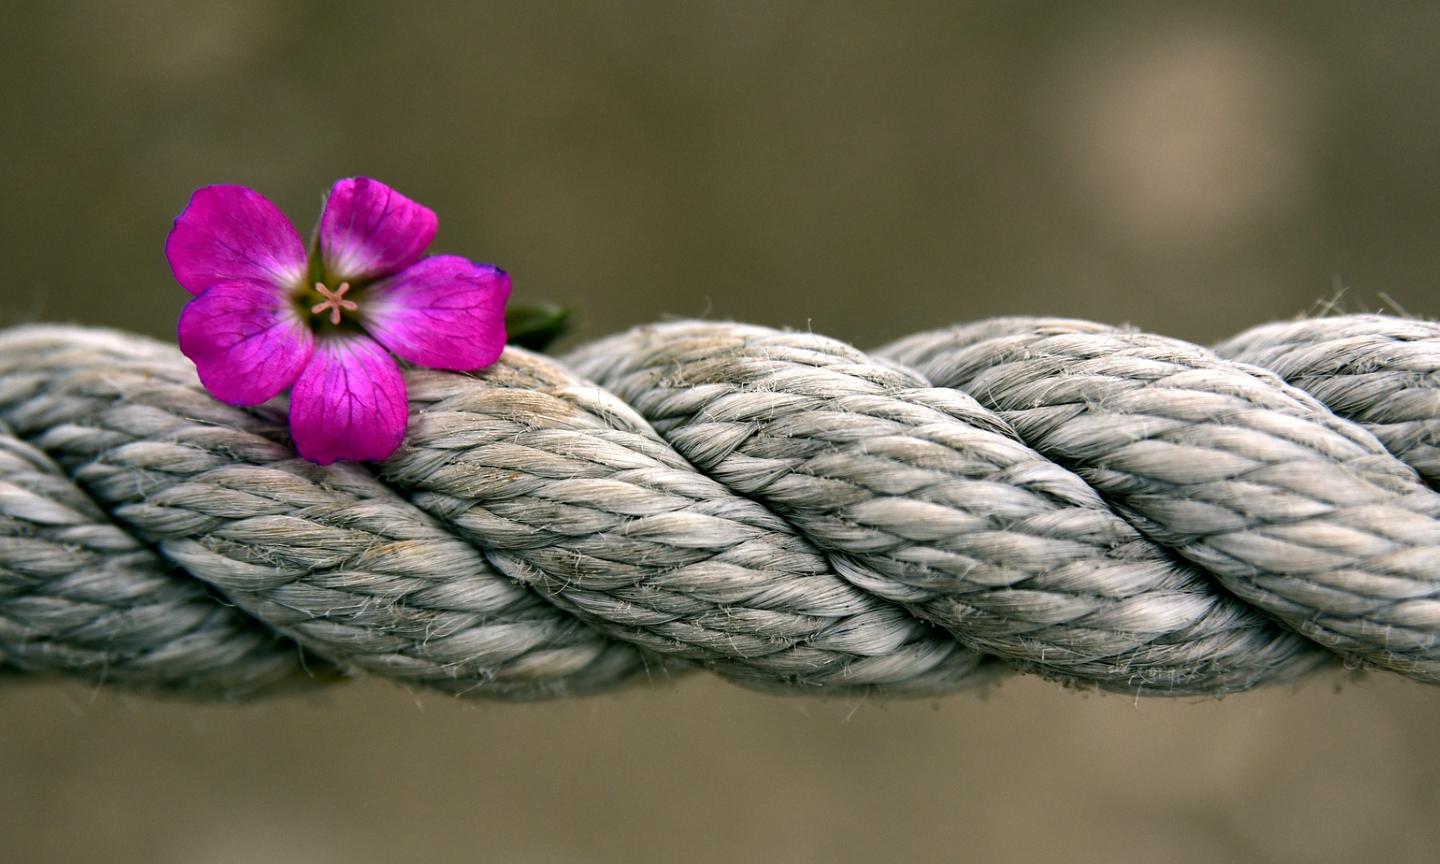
[3,2,1440,862]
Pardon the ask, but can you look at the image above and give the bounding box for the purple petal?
[360,256,511,370]
[177,280,314,405]
[319,177,437,283]
[288,334,408,464]
[165,185,307,296]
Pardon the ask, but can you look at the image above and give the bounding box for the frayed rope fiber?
[1,314,1438,700]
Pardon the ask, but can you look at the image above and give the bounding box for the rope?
[0,314,1436,700]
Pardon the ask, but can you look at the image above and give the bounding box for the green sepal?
[505,303,573,353]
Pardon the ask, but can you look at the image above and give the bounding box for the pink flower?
[167,178,510,464]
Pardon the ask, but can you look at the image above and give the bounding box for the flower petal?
[319,177,438,283]
[288,335,408,464]
[177,280,314,405]
[360,256,511,370]
[165,185,307,295]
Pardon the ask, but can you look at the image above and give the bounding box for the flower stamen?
[311,281,358,325]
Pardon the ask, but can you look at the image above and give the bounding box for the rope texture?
[0,314,1436,700]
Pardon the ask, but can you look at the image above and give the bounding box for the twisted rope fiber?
[0,313,1437,700]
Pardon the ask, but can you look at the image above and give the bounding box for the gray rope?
[883,317,1440,682]
[0,313,1437,700]
[0,420,314,696]
[1214,315,1440,487]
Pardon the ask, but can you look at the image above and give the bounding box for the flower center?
[310,281,358,325]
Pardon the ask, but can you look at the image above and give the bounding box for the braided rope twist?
[0,313,1436,700]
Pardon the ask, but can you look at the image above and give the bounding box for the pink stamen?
[311,281,358,325]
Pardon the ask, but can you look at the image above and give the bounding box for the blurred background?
[3,1,1440,862]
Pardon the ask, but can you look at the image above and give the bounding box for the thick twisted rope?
[0,314,1436,700]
